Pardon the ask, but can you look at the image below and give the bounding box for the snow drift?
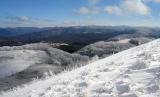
[1,39,160,97]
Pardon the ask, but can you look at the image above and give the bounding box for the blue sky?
[0,0,160,27]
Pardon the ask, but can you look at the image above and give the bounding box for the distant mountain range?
[0,26,160,51]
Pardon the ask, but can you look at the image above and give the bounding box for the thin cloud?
[105,0,150,16]
[105,6,123,15]
[77,0,150,16]
[76,0,101,15]
[6,16,29,23]
[76,7,100,15]
[1,16,101,27]
[154,0,160,3]
[144,0,160,3]
[88,0,100,5]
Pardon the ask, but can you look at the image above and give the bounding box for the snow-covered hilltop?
[1,39,160,97]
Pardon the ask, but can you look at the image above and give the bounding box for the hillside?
[1,39,160,97]
[0,43,89,92]
[77,37,153,58]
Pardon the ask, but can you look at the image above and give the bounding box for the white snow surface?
[117,39,130,43]
[1,39,160,97]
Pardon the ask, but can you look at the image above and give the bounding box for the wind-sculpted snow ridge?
[1,39,160,97]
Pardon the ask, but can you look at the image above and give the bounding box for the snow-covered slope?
[77,37,153,58]
[0,43,89,92]
[1,39,160,97]
[0,43,89,78]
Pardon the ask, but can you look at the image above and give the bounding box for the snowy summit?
[1,39,160,97]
